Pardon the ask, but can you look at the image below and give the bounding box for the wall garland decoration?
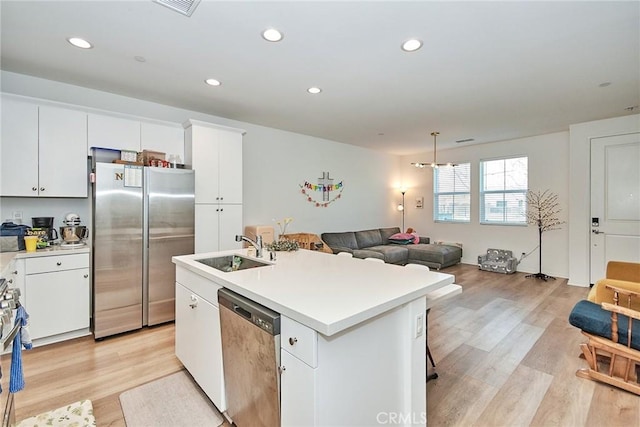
[300,171,344,207]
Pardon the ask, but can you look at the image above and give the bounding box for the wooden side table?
[280,233,332,253]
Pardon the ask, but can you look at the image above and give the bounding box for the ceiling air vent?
[455,138,475,143]
[153,0,201,17]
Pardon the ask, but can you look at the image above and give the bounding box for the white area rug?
[17,399,96,427]
[119,371,223,427]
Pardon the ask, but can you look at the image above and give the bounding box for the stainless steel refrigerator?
[92,162,195,339]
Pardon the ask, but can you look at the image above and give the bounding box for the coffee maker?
[30,216,58,247]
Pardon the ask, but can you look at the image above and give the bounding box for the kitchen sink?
[195,255,270,272]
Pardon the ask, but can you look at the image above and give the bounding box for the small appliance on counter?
[60,213,89,249]
[29,217,58,248]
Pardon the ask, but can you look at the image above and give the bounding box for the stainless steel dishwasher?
[218,288,281,427]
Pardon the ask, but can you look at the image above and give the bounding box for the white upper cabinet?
[141,121,184,163]
[1,97,39,196]
[217,128,243,204]
[87,113,141,153]
[39,106,88,197]
[184,120,244,204]
[1,97,88,197]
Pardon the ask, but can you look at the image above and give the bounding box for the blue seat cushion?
[569,300,640,350]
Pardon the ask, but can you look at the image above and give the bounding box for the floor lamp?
[398,190,406,232]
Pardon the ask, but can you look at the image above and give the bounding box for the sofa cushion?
[353,249,385,260]
[321,231,358,253]
[365,245,409,264]
[355,229,383,248]
[407,244,463,269]
[569,300,640,350]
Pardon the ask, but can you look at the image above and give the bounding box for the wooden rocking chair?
[569,284,640,395]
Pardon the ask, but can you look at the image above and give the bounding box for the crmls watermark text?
[376,412,427,425]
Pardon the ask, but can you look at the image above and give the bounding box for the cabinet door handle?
[40,187,45,192]
[11,271,17,275]
[189,295,198,309]
[84,274,89,278]
[32,187,37,192]
[220,197,223,201]
[289,337,298,346]
[7,279,13,284]
[56,262,62,266]
[278,365,286,375]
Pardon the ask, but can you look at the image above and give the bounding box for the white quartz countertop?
[173,249,455,336]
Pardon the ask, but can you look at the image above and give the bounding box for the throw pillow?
[388,232,415,245]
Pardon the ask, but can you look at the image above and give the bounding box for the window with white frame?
[480,156,528,225]
[433,163,471,222]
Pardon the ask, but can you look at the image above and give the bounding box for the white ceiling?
[1,1,638,155]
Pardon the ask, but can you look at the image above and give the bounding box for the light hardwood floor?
[1,263,638,426]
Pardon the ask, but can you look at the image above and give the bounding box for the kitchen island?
[173,248,455,426]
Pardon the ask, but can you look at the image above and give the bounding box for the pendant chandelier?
[411,131,458,168]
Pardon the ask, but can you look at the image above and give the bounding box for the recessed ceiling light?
[67,37,93,49]
[401,39,422,52]
[262,28,284,42]
[134,56,146,63]
[598,82,612,87]
[205,78,221,86]
[307,87,322,94]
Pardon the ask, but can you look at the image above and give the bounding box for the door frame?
[568,115,640,287]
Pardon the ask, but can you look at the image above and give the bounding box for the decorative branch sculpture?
[525,190,565,281]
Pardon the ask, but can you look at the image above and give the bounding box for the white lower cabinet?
[175,276,226,412]
[279,303,426,426]
[280,349,317,426]
[23,253,90,343]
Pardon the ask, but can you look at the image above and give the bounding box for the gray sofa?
[321,227,462,270]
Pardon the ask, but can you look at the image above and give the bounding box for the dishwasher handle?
[234,304,252,320]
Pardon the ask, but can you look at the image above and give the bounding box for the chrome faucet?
[235,234,263,258]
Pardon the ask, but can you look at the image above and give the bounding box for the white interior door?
[590,132,640,283]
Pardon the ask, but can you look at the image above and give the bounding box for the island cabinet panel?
[280,300,427,426]
[175,271,226,412]
[281,316,318,367]
[280,349,317,426]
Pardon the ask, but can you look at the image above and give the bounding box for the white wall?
[0,71,399,237]
[242,124,402,235]
[400,132,570,278]
[568,114,640,286]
